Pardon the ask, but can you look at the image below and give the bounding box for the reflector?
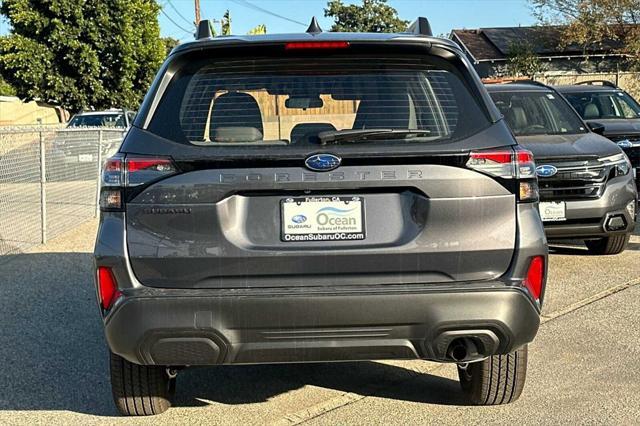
[523,256,545,302]
[97,267,121,309]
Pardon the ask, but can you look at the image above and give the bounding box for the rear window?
[147,55,489,146]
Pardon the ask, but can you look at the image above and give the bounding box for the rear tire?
[457,345,528,405]
[110,351,173,416]
[585,233,630,255]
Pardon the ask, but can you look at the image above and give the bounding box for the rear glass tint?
[148,55,489,146]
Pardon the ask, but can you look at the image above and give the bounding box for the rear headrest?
[290,123,337,144]
[352,94,415,130]
[583,103,600,119]
[210,92,263,141]
[211,127,263,143]
[510,106,528,130]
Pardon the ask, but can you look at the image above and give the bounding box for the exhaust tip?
[447,339,468,362]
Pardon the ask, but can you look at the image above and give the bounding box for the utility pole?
[194,0,201,24]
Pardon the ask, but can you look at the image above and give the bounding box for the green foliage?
[247,24,267,35]
[0,75,16,96]
[324,0,408,33]
[506,41,546,78]
[0,0,166,111]
[221,10,232,36]
[531,0,640,70]
[162,37,179,55]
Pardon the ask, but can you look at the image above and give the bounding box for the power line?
[160,7,193,33]
[166,0,194,27]
[229,0,307,27]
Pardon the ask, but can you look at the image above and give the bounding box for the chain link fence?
[0,126,124,257]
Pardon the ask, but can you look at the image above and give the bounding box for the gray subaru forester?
[94,18,547,415]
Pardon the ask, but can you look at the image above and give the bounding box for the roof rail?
[575,80,618,88]
[407,17,432,37]
[482,77,549,88]
[196,20,213,40]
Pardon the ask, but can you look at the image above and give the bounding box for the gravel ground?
[0,221,638,425]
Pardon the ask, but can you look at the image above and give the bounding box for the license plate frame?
[281,196,365,242]
[539,201,567,222]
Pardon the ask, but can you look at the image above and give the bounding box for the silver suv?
[94,18,547,416]
[486,82,637,255]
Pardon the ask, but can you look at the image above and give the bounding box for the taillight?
[466,146,538,202]
[285,41,350,50]
[97,266,121,310]
[523,256,545,303]
[126,157,176,186]
[99,155,178,211]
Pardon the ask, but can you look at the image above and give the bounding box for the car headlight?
[599,153,632,177]
[615,161,631,176]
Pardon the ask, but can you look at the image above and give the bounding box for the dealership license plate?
[281,196,365,242]
[539,201,566,222]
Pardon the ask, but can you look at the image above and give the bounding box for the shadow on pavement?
[0,252,466,417]
[174,362,464,409]
[0,252,114,416]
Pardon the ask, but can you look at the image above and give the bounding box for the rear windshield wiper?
[318,129,432,144]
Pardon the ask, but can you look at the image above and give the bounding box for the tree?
[221,10,232,36]
[0,0,165,111]
[0,76,16,96]
[248,24,267,35]
[506,41,546,78]
[162,37,179,55]
[324,0,408,33]
[531,0,640,70]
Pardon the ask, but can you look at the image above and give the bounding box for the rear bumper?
[104,285,540,366]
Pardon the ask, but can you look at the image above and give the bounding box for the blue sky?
[1,1,536,41]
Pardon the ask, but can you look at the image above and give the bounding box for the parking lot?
[0,220,638,425]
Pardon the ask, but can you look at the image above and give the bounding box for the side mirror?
[588,122,606,135]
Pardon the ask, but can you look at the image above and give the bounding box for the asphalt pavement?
[0,220,638,425]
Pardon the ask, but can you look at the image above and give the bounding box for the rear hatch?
[118,42,525,289]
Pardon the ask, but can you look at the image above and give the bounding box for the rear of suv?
[486,82,637,254]
[94,19,547,416]
[556,81,640,191]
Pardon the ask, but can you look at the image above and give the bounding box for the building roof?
[450,25,629,63]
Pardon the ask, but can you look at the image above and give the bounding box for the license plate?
[78,154,94,162]
[281,196,365,242]
[539,201,566,222]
